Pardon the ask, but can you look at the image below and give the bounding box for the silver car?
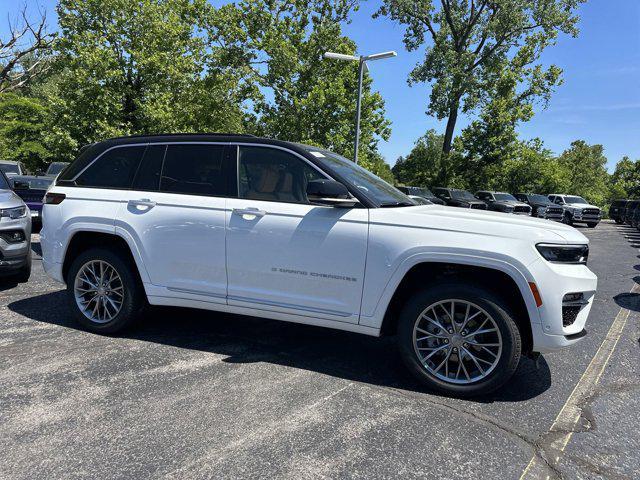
[0,171,31,283]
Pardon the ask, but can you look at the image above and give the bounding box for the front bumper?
[573,213,601,223]
[527,257,597,353]
[0,214,31,274]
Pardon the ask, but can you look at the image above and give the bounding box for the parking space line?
[519,283,638,479]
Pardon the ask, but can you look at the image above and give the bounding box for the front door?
[116,143,230,302]
[225,145,368,323]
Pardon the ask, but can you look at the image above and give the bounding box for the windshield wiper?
[379,201,416,208]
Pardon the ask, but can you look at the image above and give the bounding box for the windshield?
[494,193,517,201]
[0,173,10,190]
[564,196,588,204]
[0,163,20,175]
[47,163,68,175]
[452,190,476,200]
[411,187,435,197]
[528,194,551,205]
[10,176,53,190]
[304,148,411,206]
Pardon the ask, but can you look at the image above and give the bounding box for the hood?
[566,203,600,210]
[493,200,530,208]
[371,204,588,244]
[0,189,26,208]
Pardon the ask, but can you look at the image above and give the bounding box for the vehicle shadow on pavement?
[8,290,552,403]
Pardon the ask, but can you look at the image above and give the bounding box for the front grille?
[514,205,531,213]
[582,208,600,215]
[470,203,487,210]
[546,207,563,214]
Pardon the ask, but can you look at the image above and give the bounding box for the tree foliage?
[609,156,640,199]
[376,0,584,153]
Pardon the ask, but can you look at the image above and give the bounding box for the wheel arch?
[374,258,539,355]
[61,229,149,285]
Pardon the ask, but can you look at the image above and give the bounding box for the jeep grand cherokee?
[41,134,597,396]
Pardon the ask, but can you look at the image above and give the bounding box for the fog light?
[563,292,584,303]
[0,230,25,243]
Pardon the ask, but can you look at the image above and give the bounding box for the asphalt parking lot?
[1,220,638,480]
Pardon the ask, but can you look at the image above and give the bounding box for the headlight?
[504,206,514,212]
[536,243,589,264]
[0,206,27,219]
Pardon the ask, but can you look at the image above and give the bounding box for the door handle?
[128,198,156,210]
[233,207,266,219]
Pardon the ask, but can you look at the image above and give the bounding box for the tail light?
[44,192,66,205]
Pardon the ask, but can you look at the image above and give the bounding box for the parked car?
[548,194,602,228]
[45,162,70,177]
[396,186,446,205]
[41,134,597,397]
[0,170,31,282]
[432,187,488,209]
[622,200,639,225]
[0,160,24,177]
[632,204,640,229]
[514,193,564,222]
[609,200,629,224]
[475,191,532,215]
[9,175,54,230]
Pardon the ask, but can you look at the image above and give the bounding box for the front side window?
[238,146,325,203]
[160,144,226,196]
[76,146,145,188]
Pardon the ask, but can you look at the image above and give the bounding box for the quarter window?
[75,146,145,188]
[160,144,226,196]
[238,146,324,203]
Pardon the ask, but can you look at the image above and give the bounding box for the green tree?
[609,156,639,199]
[211,0,391,175]
[53,0,246,147]
[557,140,609,206]
[0,92,51,172]
[376,0,584,153]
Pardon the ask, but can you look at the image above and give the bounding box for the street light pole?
[353,57,365,165]
[324,50,396,164]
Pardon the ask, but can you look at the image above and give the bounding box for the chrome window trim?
[69,141,231,183]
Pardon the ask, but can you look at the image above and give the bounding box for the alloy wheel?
[74,260,125,324]
[412,299,503,384]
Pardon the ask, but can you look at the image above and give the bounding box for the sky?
[2,0,639,172]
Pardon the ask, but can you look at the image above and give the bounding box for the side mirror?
[307,179,357,208]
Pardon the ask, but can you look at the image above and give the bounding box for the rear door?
[115,143,230,302]
[224,145,368,323]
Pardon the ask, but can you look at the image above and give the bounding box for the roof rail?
[108,133,258,141]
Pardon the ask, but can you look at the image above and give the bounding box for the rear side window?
[133,144,166,191]
[160,144,226,196]
[75,146,145,188]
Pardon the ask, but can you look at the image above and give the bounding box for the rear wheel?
[66,247,144,334]
[397,282,522,397]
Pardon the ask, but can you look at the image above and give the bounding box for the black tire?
[396,282,522,397]
[66,247,145,334]
[13,254,31,283]
[562,212,573,226]
[614,219,623,224]
[587,222,598,228]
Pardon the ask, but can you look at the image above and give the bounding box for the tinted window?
[238,146,324,203]
[0,172,10,189]
[0,163,20,175]
[494,193,517,201]
[133,144,166,191]
[76,146,145,188]
[160,144,226,196]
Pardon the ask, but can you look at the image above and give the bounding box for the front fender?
[358,249,542,330]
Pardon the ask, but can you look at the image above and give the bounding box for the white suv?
[41,135,597,396]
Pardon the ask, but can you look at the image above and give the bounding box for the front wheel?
[562,212,573,226]
[66,247,145,334]
[397,283,522,397]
